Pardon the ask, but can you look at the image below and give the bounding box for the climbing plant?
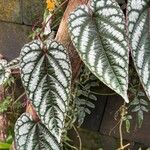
[0,0,150,149]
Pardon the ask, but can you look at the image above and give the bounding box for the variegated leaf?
[68,0,129,102]
[7,57,20,69]
[15,113,60,150]
[127,0,150,100]
[0,59,11,85]
[20,40,72,142]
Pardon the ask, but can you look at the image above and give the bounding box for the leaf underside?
[20,40,72,142]
[68,0,129,102]
[15,113,60,150]
[127,0,150,100]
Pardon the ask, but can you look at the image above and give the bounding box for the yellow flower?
[46,0,56,11]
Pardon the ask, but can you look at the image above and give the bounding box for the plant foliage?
[68,0,129,102]
[127,0,150,100]
[128,65,149,128]
[15,113,60,150]
[75,67,98,126]
[0,59,11,85]
[19,39,72,143]
[0,96,12,113]
[0,0,150,149]
[129,89,149,128]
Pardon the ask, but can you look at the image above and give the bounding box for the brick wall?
[0,0,45,60]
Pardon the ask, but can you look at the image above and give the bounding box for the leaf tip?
[124,94,129,103]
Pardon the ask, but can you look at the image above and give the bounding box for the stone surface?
[22,0,45,25]
[82,95,107,131]
[0,0,22,23]
[69,128,148,150]
[100,95,150,147]
[81,82,115,131]
[0,21,31,61]
[79,129,103,150]
[100,134,117,150]
[70,128,117,150]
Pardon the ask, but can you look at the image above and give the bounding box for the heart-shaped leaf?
[20,40,72,142]
[127,0,150,100]
[68,0,129,102]
[15,113,60,150]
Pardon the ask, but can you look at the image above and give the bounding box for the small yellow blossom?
[46,0,56,11]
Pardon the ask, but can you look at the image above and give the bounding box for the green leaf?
[68,0,129,102]
[138,91,145,97]
[7,57,20,69]
[89,94,97,101]
[127,0,150,100]
[132,105,140,112]
[127,115,132,120]
[0,96,11,113]
[138,110,144,128]
[130,97,140,106]
[141,105,149,112]
[0,142,11,149]
[0,59,11,85]
[125,119,131,133]
[20,40,72,142]
[6,134,13,144]
[140,99,148,106]
[15,113,60,150]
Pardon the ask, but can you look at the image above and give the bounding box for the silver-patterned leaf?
[127,0,150,100]
[20,40,72,142]
[15,113,60,150]
[7,57,20,69]
[68,0,129,102]
[0,59,11,85]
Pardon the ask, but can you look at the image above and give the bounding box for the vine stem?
[117,102,130,150]
[109,120,121,135]
[119,109,123,149]
[12,92,26,105]
[117,143,130,150]
[64,141,78,150]
[37,0,69,38]
[72,125,82,150]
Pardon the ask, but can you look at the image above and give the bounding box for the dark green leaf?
[68,0,129,102]
[15,113,60,150]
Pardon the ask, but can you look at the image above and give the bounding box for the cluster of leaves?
[0,1,72,150]
[68,0,150,102]
[0,74,24,150]
[0,96,12,113]
[74,66,99,126]
[128,65,149,128]
[130,90,149,128]
[13,38,72,150]
[30,0,67,40]
[0,0,150,149]
[68,0,150,148]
